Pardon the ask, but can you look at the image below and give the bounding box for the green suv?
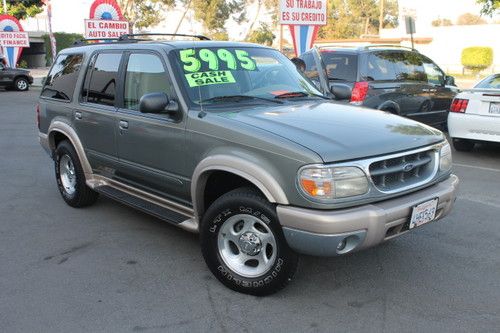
[38,34,458,295]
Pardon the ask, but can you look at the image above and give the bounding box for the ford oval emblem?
[403,163,415,172]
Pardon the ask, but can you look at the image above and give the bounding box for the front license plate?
[409,198,438,229]
[490,102,500,114]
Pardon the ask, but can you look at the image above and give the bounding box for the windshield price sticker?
[180,48,257,73]
[185,70,236,87]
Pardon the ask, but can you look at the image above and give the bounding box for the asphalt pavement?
[0,89,499,333]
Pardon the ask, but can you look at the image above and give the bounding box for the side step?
[96,185,188,225]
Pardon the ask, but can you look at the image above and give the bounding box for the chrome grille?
[369,150,436,192]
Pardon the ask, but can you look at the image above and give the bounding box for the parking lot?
[1,89,499,332]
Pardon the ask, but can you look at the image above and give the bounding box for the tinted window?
[475,75,500,89]
[124,53,171,111]
[364,52,397,81]
[301,52,319,81]
[364,51,427,82]
[396,52,427,82]
[422,60,444,85]
[82,53,122,106]
[320,51,357,81]
[41,54,83,101]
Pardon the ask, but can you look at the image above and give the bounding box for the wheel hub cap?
[238,232,262,256]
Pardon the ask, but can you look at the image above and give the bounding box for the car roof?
[60,40,272,55]
[315,45,418,54]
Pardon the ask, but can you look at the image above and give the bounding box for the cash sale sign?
[280,0,327,25]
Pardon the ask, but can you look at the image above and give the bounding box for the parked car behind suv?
[299,45,458,128]
[0,62,33,91]
[38,35,458,296]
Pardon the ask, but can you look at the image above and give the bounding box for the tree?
[0,0,44,20]
[457,12,487,25]
[476,0,500,16]
[192,0,244,38]
[117,0,175,30]
[319,0,398,40]
[246,23,275,45]
[431,18,453,27]
[242,0,279,40]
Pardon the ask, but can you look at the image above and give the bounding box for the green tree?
[476,0,500,16]
[0,0,44,20]
[457,12,487,25]
[319,0,398,40]
[432,18,453,27]
[117,0,175,30]
[192,0,244,38]
[246,22,275,45]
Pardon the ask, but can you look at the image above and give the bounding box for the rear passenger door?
[114,51,189,204]
[76,51,123,176]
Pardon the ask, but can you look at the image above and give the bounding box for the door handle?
[119,120,129,130]
[75,111,82,120]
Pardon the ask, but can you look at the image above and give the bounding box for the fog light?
[337,238,347,251]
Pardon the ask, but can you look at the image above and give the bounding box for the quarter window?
[82,53,122,106]
[41,53,84,101]
[124,53,171,111]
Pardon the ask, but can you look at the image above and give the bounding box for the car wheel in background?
[452,138,475,152]
[54,140,99,207]
[14,77,29,91]
[200,187,299,296]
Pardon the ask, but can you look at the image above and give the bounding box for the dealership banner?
[279,0,327,56]
[0,14,29,68]
[85,0,129,40]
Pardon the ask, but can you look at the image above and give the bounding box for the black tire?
[452,138,475,152]
[14,77,29,91]
[200,187,299,296]
[54,140,98,207]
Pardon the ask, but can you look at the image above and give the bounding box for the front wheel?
[14,77,29,91]
[200,187,299,296]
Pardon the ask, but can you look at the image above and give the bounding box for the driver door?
[114,51,189,204]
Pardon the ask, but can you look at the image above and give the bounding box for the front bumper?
[278,175,459,256]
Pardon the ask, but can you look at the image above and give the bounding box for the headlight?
[298,166,369,200]
[439,142,452,172]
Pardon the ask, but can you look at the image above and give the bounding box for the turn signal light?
[350,81,369,105]
[450,98,468,113]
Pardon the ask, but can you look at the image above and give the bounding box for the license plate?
[490,102,500,114]
[409,198,438,229]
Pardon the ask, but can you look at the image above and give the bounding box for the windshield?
[171,46,323,105]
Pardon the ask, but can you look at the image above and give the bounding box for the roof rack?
[363,44,418,52]
[73,38,130,46]
[118,33,211,41]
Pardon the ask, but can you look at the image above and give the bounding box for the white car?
[448,74,500,151]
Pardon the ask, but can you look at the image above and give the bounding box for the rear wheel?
[200,187,299,296]
[14,77,29,91]
[54,140,99,207]
[452,138,475,152]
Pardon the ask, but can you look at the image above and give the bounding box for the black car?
[0,62,33,91]
[299,45,458,128]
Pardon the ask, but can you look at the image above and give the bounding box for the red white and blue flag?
[0,14,25,68]
[288,25,320,57]
[89,0,124,20]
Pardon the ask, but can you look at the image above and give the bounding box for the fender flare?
[47,120,93,176]
[191,154,289,220]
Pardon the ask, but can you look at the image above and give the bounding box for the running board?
[96,185,189,226]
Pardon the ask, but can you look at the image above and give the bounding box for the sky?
[21,0,496,39]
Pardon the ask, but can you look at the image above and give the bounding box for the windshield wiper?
[199,95,283,104]
[274,91,326,99]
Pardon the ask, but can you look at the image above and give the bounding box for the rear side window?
[320,52,357,82]
[363,51,427,82]
[82,53,122,106]
[475,75,500,89]
[41,53,83,101]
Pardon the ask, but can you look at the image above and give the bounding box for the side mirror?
[139,92,179,116]
[330,83,352,100]
[445,75,456,87]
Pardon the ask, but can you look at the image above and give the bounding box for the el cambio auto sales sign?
[85,0,129,40]
[280,0,327,26]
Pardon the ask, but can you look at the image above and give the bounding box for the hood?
[218,101,444,162]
